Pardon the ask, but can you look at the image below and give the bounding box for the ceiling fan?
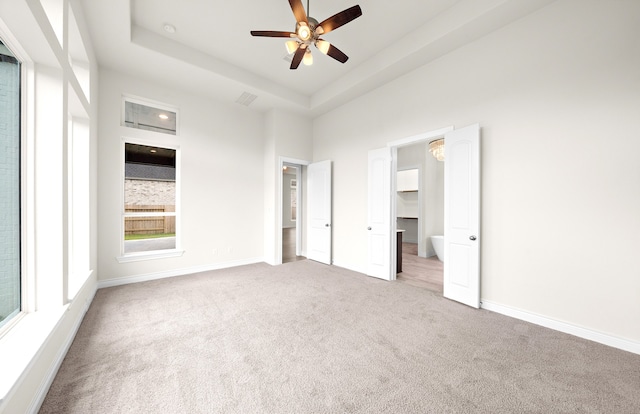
[250,0,362,70]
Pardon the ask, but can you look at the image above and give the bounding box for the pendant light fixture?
[429,138,445,161]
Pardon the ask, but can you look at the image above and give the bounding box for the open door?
[444,124,481,308]
[367,147,393,280]
[307,160,332,264]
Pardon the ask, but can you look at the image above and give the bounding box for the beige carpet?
[40,261,640,413]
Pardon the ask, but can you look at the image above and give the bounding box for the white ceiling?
[80,0,555,115]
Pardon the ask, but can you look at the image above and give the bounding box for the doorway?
[371,124,481,308]
[282,163,305,263]
[394,143,444,293]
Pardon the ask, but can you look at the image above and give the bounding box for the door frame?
[385,126,454,280]
[278,156,309,265]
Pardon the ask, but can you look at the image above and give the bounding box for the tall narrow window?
[123,143,177,255]
[0,39,21,329]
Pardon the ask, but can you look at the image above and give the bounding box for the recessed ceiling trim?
[87,0,558,116]
[310,0,557,115]
[130,25,310,109]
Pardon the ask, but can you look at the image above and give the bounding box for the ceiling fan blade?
[317,5,362,35]
[290,45,306,69]
[250,30,296,38]
[324,43,349,63]
[289,0,308,23]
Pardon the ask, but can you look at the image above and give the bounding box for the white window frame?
[116,137,183,263]
[0,5,97,403]
[0,20,67,403]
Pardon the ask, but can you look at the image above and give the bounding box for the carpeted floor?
[40,260,640,413]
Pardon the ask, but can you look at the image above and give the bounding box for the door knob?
[325,224,331,227]
[367,227,372,230]
[469,235,477,241]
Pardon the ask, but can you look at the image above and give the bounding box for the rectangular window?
[0,39,21,329]
[123,99,177,135]
[123,142,177,255]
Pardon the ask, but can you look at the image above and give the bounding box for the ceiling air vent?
[235,92,258,107]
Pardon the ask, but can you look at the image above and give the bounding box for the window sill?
[0,306,67,404]
[116,249,185,263]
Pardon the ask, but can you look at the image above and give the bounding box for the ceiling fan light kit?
[303,48,314,66]
[250,0,362,70]
[315,39,330,55]
[285,40,299,55]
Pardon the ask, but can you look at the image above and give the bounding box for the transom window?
[123,98,177,135]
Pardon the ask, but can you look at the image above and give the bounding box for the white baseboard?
[97,257,264,289]
[481,300,640,355]
[322,263,640,355]
[28,282,98,414]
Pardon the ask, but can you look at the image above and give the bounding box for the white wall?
[263,109,312,265]
[313,0,640,344]
[97,68,265,283]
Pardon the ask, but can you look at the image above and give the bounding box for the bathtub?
[430,235,444,262]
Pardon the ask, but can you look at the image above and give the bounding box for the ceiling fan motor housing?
[296,17,320,43]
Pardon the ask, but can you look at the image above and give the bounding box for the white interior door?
[444,124,481,308]
[367,147,393,280]
[307,160,332,264]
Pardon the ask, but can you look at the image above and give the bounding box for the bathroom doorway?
[368,124,481,306]
[394,141,444,293]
